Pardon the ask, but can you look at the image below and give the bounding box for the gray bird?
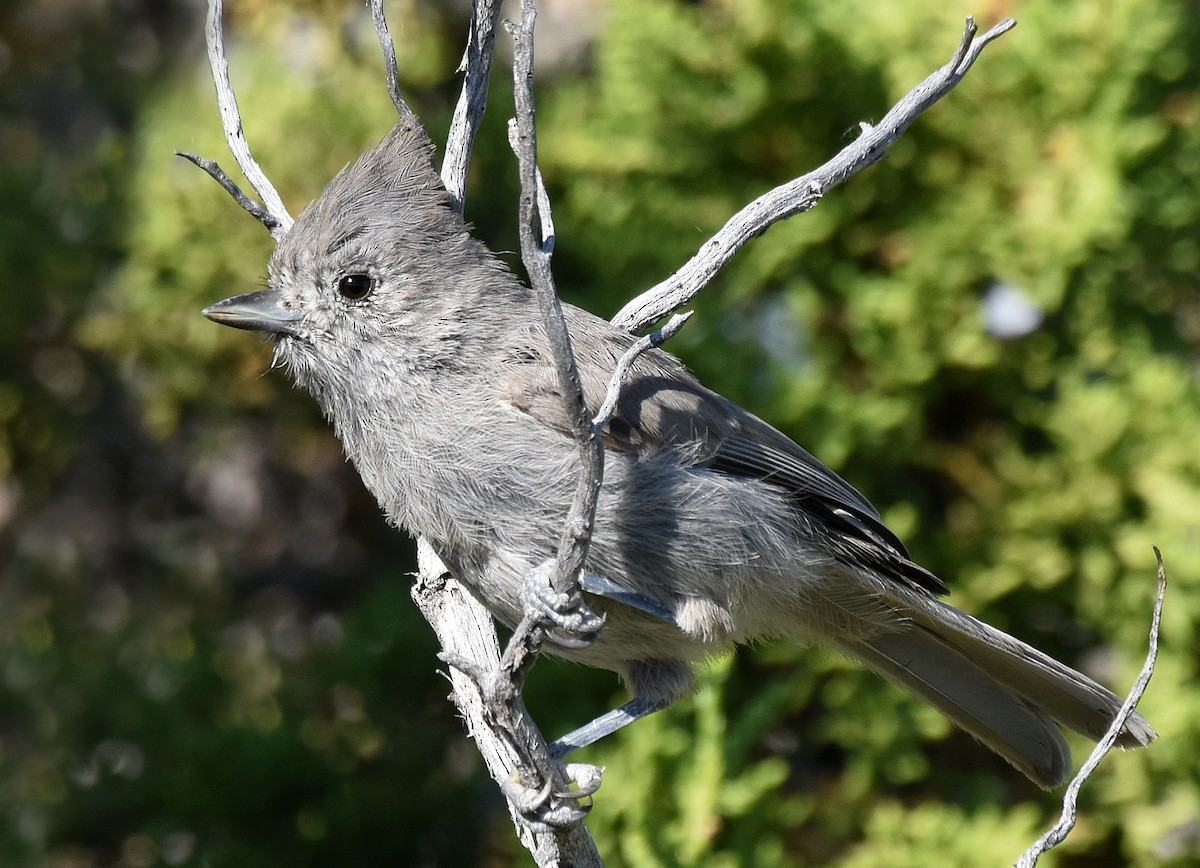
[204,121,1154,788]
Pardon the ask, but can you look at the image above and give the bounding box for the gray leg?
[549,696,671,758]
[549,658,693,756]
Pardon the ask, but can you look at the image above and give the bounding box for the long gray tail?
[840,600,1155,788]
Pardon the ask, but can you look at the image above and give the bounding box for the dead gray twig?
[195,0,293,238]
[1015,550,1165,867]
[442,0,503,211]
[611,16,1016,332]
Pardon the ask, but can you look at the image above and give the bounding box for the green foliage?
[4,0,1200,865]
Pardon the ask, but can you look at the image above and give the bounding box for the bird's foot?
[520,561,606,649]
[502,762,604,831]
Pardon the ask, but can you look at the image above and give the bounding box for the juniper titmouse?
[204,121,1153,787]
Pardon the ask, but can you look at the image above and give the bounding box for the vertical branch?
[508,0,605,603]
[203,0,293,238]
[443,0,503,211]
[369,0,421,126]
[363,1,597,857]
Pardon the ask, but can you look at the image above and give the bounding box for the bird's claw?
[502,762,604,831]
[520,561,606,648]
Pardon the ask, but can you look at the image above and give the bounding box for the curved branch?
[201,0,293,238]
[593,312,693,428]
[369,0,420,126]
[1016,550,1166,867]
[611,16,1016,332]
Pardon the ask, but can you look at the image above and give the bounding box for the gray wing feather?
[503,304,946,595]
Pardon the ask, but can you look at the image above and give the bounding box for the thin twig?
[508,119,556,250]
[1015,549,1166,867]
[175,152,281,232]
[201,0,292,238]
[442,0,502,211]
[611,16,1016,332]
[508,0,604,603]
[498,0,608,854]
[369,0,420,125]
[593,312,693,428]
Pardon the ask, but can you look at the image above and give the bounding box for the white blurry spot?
[270,609,307,662]
[1155,819,1200,861]
[88,582,131,633]
[190,443,264,528]
[982,281,1044,339]
[310,612,344,650]
[755,294,809,368]
[96,738,145,779]
[162,831,198,866]
[144,662,182,701]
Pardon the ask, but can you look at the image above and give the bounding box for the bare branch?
[593,312,693,428]
[442,0,503,211]
[175,152,281,232]
[611,15,1016,332]
[508,119,556,250]
[401,3,609,860]
[201,0,292,238]
[411,543,602,865]
[508,0,603,604]
[369,0,420,125]
[1016,549,1166,868]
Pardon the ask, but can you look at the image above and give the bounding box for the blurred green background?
[2,0,1198,865]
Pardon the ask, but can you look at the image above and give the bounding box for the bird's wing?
[501,305,946,597]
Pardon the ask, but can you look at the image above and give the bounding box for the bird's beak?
[203,289,301,335]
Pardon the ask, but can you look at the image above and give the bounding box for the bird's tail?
[837,600,1155,788]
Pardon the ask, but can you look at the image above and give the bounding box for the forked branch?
[194,0,293,238]
[612,15,1016,332]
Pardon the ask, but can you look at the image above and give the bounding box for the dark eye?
[336,273,374,301]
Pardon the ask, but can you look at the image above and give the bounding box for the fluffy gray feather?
[205,121,1154,788]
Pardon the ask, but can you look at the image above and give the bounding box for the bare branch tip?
[655,310,694,344]
[369,0,418,122]
[977,17,1018,49]
[175,150,282,236]
[1151,547,1167,629]
[950,15,1016,77]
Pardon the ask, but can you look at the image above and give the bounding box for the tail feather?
[840,601,1155,789]
[912,602,1156,747]
[847,629,1072,787]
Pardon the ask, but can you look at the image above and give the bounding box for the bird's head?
[204,120,516,412]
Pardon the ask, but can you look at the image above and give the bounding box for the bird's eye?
[336,273,374,301]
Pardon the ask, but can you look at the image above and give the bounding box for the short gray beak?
[203,289,301,335]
